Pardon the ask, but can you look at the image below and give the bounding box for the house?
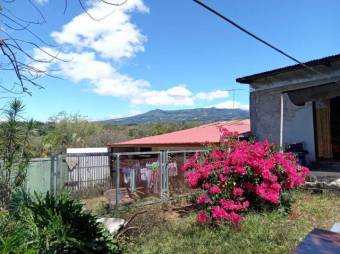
[237,54,340,166]
[109,119,250,152]
[108,120,250,198]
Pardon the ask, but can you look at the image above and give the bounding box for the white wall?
[250,91,316,164]
[283,94,316,162]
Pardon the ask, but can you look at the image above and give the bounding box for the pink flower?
[271,183,281,192]
[211,149,225,160]
[229,212,242,225]
[201,164,214,178]
[244,182,254,192]
[209,185,221,195]
[219,174,229,183]
[186,172,201,188]
[235,166,246,175]
[255,182,280,204]
[196,210,210,224]
[211,206,228,220]
[196,194,212,205]
[220,199,249,212]
[182,129,309,227]
[261,169,277,182]
[203,182,210,190]
[232,187,244,197]
[220,199,236,211]
[301,166,310,177]
[242,200,250,209]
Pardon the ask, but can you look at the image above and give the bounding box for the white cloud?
[34,0,48,5]
[35,0,246,109]
[196,90,229,100]
[131,85,194,106]
[51,0,148,61]
[31,47,59,73]
[211,100,249,110]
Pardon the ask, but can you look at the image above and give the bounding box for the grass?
[82,195,108,213]
[115,191,340,254]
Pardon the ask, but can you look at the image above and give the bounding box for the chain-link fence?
[25,150,204,207]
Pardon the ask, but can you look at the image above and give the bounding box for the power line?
[193,0,340,85]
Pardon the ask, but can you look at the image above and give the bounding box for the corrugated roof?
[236,54,340,84]
[110,119,250,147]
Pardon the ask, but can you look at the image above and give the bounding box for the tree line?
[20,111,204,158]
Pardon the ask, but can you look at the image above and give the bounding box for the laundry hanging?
[167,161,178,177]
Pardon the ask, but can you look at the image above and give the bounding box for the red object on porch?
[292,228,340,254]
[110,119,250,147]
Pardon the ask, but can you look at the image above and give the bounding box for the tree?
[42,112,102,155]
[0,0,128,96]
[0,99,34,208]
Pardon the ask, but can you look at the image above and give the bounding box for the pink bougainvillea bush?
[182,129,309,227]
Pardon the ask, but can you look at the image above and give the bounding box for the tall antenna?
[225,89,245,109]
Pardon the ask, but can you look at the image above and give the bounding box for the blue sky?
[4,0,340,121]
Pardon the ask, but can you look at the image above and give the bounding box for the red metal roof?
[110,119,250,147]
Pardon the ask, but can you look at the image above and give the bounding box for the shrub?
[182,129,309,227]
[1,191,120,254]
[0,99,34,209]
[0,208,37,253]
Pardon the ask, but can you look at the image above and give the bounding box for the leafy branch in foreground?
[0,99,34,208]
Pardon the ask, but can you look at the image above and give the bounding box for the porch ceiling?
[287,82,340,106]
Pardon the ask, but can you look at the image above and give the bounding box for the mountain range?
[99,107,249,125]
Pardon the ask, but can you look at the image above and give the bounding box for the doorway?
[330,97,340,160]
[315,96,340,160]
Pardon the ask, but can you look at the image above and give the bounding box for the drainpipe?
[280,93,284,150]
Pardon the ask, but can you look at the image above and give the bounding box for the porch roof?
[236,54,340,84]
[287,82,340,106]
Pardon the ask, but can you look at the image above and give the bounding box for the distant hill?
[99,108,249,125]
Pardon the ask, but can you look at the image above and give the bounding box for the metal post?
[160,152,164,200]
[50,155,55,194]
[280,93,284,149]
[165,151,169,195]
[161,151,169,200]
[115,154,120,209]
[55,155,61,193]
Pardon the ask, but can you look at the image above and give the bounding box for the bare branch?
[0,13,54,47]
[0,0,128,96]
[99,0,128,6]
[77,0,116,21]
[28,0,47,24]
[2,6,44,25]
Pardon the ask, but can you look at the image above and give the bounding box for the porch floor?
[307,161,340,183]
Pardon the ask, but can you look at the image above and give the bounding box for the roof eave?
[108,142,220,148]
[236,54,340,85]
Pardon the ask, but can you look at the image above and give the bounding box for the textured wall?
[250,90,316,162]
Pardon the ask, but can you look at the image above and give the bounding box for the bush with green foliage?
[182,129,309,227]
[0,99,34,209]
[0,191,119,254]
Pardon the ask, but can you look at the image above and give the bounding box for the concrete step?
[310,161,340,172]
